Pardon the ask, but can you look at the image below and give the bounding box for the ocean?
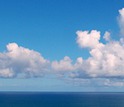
[0,92,124,107]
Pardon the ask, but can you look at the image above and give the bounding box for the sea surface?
[0,92,124,107]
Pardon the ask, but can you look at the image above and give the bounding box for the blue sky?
[0,0,124,92]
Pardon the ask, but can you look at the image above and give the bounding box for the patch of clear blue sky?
[0,0,124,91]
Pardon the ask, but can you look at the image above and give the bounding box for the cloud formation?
[104,79,124,87]
[0,43,50,78]
[118,8,124,36]
[103,31,111,41]
[52,29,124,79]
[51,8,124,79]
[0,8,124,87]
[75,30,124,78]
[76,30,102,49]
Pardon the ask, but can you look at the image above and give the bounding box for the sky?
[0,0,124,92]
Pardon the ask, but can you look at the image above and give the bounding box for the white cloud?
[0,7,124,88]
[120,38,124,43]
[51,56,74,74]
[76,30,103,49]
[0,69,14,78]
[72,30,124,78]
[0,43,50,78]
[103,31,111,41]
[118,8,124,36]
[47,27,124,87]
[52,29,124,80]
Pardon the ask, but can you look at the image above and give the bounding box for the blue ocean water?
[0,92,124,107]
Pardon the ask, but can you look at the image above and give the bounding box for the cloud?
[51,56,84,78]
[0,7,124,88]
[51,9,124,86]
[68,30,124,79]
[51,29,124,82]
[51,56,74,73]
[104,79,124,87]
[118,8,124,36]
[1,31,123,84]
[0,43,50,78]
[52,8,124,82]
[103,31,111,41]
[76,30,103,49]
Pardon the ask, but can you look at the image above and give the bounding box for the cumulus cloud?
[103,31,111,41]
[0,43,50,78]
[51,8,124,86]
[76,30,102,49]
[1,30,123,82]
[1,7,124,88]
[51,29,124,81]
[69,30,124,78]
[51,56,74,73]
[118,8,124,36]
